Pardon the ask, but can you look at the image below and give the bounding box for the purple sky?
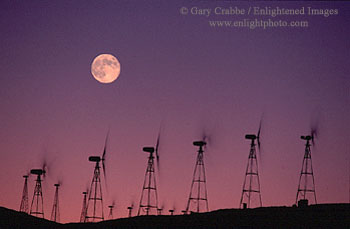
[0,0,349,223]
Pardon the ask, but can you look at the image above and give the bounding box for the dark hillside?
[1,204,349,228]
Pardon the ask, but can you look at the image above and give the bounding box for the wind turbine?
[239,119,263,209]
[108,200,115,220]
[84,132,109,222]
[30,161,47,218]
[185,140,209,213]
[19,173,30,214]
[137,128,161,216]
[50,182,61,222]
[296,125,318,206]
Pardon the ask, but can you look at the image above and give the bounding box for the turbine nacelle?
[245,134,257,140]
[193,141,206,147]
[143,147,155,153]
[301,135,313,141]
[30,169,46,176]
[88,156,101,162]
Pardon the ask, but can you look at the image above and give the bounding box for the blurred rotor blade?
[311,126,318,146]
[155,130,160,170]
[102,129,110,161]
[257,116,263,151]
[102,129,110,185]
[156,122,163,171]
[41,159,48,178]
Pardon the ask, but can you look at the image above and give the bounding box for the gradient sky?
[0,0,349,223]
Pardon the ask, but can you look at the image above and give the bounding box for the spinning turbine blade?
[155,130,160,170]
[257,116,263,151]
[41,159,48,178]
[311,125,318,146]
[102,130,110,180]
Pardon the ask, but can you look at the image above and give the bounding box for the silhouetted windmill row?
[17,119,330,222]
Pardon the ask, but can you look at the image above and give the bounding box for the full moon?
[91,54,121,83]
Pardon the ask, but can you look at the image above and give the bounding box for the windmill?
[84,132,109,222]
[79,190,88,222]
[185,140,209,214]
[137,129,161,216]
[157,203,164,215]
[168,205,176,215]
[19,174,29,214]
[296,126,318,206]
[50,183,61,222]
[29,167,46,218]
[127,201,134,218]
[239,120,263,209]
[108,201,115,220]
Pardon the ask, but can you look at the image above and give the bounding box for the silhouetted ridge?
[0,204,349,228]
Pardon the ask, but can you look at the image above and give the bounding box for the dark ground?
[0,204,349,228]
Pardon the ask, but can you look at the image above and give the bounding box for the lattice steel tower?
[137,147,159,216]
[296,135,317,204]
[84,134,108,222]
[19,175,29,214]
[30,169,46,218]
[185,141,209,213]
[240,134,262,209]
[85,156,105,222]
[51,183,60,222]
[80,191,88,222]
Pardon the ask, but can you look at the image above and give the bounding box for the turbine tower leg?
[19,175,29,214]
[186,145,209,213]
[138,152,158,216]
[30,175,44,218]
[239,140,262,209]
[51,184,60,222]
[85,162,104,222]
[296,140,317,205]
